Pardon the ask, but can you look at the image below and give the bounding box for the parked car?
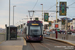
[46,31,50,35]
[67,32,72,34]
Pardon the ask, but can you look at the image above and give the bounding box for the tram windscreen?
[29,26,42,35]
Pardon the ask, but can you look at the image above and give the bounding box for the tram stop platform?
[0,37,26,50]
[45,37,75,46]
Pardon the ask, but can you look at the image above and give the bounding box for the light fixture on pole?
[41,4,43,20]
[13,5,16,25]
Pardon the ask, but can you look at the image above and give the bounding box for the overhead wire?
[47,4,56,17]
[47,2,75,9]
[68,2,75,7]
[47,4,56,11]
[31,0,38,17]
[32,0,38,10]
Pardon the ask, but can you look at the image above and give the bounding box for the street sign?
[55,24,58,28]
[44,13,49,22]
[59,2,67,16]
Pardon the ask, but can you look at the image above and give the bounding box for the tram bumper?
[26,36,43,41]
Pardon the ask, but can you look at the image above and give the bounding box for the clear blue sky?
[0,0,75,28]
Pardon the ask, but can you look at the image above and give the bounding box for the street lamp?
[41,4,43,20]
[56,0,58,23]
[56,0,58,39]
[9,0,10,40]
[13,5,16,25]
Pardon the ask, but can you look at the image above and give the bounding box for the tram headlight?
[29,36,30,37]
[40,36,41,37]
[27,36,29,39]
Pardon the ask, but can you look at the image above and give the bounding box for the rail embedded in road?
[23,38,75,50]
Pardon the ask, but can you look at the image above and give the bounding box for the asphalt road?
[23,38,75,50]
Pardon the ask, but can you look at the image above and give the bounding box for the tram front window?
[29,26,42,35]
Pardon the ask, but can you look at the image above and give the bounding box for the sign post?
[55,23,58,39]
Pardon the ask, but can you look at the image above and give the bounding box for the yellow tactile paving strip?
[23,37,26,45]
[45,37,75,46]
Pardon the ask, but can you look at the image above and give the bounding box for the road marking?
[23,37,26,45]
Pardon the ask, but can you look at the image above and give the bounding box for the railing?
[50,33,75,41]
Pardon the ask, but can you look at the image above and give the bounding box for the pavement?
[0,35,75,50]
[45,37,75,46]
[0,37,26,50]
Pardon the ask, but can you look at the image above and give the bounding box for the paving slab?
[0,37,26,50]
[0,46,22,50]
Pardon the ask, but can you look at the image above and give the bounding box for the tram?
[24,18,43,41]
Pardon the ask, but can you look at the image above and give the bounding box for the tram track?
[30,43,35,50]
[23,38,75,50]
[40,43,51,50]
[29,42,50,50]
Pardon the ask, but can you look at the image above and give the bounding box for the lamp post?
[13,5,16,25]
[56,0,58,23]
[41,4,44,30]
[41,4,43,20]
[55,0,58,39]
[9,0,10,40]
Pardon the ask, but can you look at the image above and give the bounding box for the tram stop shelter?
[6,25,17,40]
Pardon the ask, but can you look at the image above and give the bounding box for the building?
[69,18,75,30]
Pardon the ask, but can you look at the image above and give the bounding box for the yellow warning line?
[23,37,26,45]
[45,37,75,46]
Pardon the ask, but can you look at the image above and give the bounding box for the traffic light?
[44,13,49,22]
[62,19,65,25]
[59,2,67,16]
